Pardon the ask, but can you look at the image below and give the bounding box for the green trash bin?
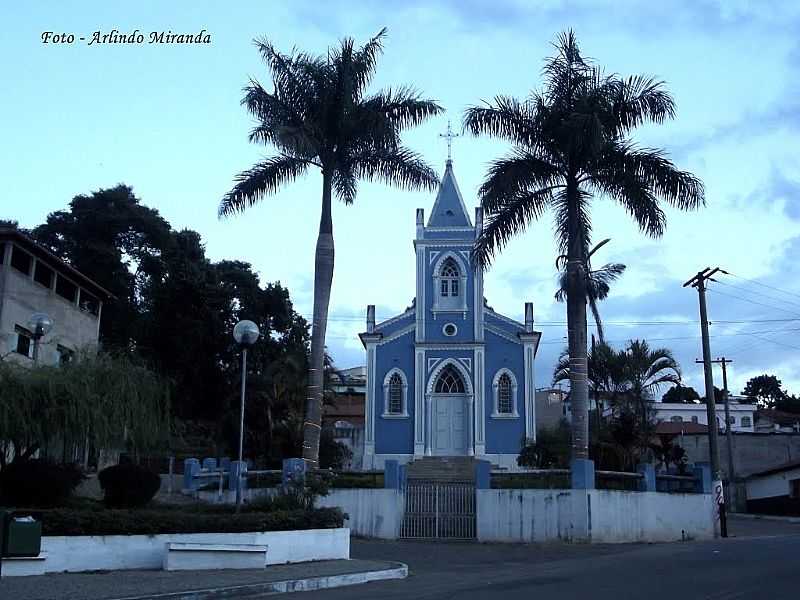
[1,510,42,558]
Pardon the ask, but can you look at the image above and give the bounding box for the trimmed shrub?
[0,460,84,507]
[98,464,161,508]
[35,506,345,536]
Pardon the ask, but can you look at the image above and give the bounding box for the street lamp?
[27,313,53,363]
[233,319,260,508]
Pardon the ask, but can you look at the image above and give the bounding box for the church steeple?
[426,160,473,228]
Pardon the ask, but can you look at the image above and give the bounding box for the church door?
[431,364,469,456]
[433,395,467,455]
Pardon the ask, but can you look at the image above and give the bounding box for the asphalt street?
[298,516,800,599]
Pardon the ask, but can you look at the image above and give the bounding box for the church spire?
[426,160,473,228]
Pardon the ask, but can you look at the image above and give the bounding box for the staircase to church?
[406,456,477,483]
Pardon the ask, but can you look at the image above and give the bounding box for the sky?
[3,0,800,398]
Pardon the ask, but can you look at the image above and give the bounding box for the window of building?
[10,246,32,275]
[435,365,465,394]
[741,416,752,428]
[728,416,736,425]
[440,258,460,297]
[382,369,408,417]
[443,323,457,336]
[55,275,78,303]
[57,345,75,365]
[671,416,683,423]
[691,416,699,423]
[15,325,33,358]
[80,292,100,316]
[498,374,513,414]
[34,261,54,288]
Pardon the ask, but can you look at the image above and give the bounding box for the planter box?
[163,542,268,571]
[3,528,350,576]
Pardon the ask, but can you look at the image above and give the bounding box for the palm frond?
[352,146,439,193]
[361,86,444,132]
[611,75,675,133]
[473,187,556,269]
[219,155,309,217]
[462,96,542,148]
[478,150,563,213]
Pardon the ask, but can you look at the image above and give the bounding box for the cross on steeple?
[439,120,460,162]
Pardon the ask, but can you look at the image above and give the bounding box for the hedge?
[31,506,344,536]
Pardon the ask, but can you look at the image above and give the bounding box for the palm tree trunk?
[566,180,590,461]
[301,173,334,468]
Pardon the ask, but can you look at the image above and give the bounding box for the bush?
[98,464,161,508]
[517,422,571,468]
[0,460,84,507]
[319,432,353,470]
[34,506,344,536]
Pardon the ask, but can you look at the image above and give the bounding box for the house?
[0,226,111,365]
[745,460,800,516]
[359,159,541,470]
[535,387,568,432]
[651,397,756,433]
[754,409,800,433]
[324,366,366,470]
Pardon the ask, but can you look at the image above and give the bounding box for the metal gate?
[400,481,476,539]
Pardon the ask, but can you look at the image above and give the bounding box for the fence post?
[637,463,656,492]
[167,456,174,495]
[384,460,400,489]
[220,457,231,473]
[474,460,491,490]
[230,460,248,495]
[202,457,218,471]
[693,462,712,494]
[571,458,595,489]
[183,458,200,492]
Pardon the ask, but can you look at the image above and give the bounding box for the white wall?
[40,528,349,573]
[318,489,404,539]
[653,402,755,432]
[746,467,800,500]
[476,489,716,543]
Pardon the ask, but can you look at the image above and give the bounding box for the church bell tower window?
[440,258,460,298]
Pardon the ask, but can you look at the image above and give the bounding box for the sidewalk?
[0,559,407,600]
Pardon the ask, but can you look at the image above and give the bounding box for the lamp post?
[232,319,260,508]
[28,313,53,363]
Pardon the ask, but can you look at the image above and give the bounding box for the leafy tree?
[218,29,442,466]
[742,374,788,408]
[518,421,572,468]
[32,185,172,350]
[0,352,170,469]
[662,384,701,403]
[464,31,703,462]
[555,238,626,343]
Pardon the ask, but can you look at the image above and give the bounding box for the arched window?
[497,373,513,414]
[382,369,408,418]
[388,373,403,414]
[492,369,519,418]
[741,416,752,428]
[434,365,465,394]
[440,258,460,298]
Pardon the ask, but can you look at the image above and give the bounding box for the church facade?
[359,160,541,470]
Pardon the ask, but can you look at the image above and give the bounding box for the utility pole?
[699,358,736,486]
[684,268,726,537]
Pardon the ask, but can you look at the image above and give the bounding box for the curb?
[111,563,408,600]
[730,513,800,524]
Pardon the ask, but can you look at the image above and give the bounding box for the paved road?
[298,516,800,599]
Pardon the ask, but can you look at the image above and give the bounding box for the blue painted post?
[282,458,306,489]
[384,460,400,489]
[398,464,407,491]
[637,463,656,492]
[570,458,595,489]
[475,460,491,490]
[183,458,200,491]
[202,458,217,471]
[230,460,248,493]
[693,462,712,494]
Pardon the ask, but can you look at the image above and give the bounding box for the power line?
[712,279,800,312]
[726,272,800,303]
[706,287,800,318]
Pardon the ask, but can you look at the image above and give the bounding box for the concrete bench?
[163,542,267,571]
[0,552,48,577]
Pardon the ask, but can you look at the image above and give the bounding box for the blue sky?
[3,1,800,397]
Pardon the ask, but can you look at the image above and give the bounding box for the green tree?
[742,374,788,408]
[218,29,442,466]
[464,31,703,461]
[555,238,626,343]
[662,384,701,403]
[32,185,172,350]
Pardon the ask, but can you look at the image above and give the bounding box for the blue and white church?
[359,158,542,470]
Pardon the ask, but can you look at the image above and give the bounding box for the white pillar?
[425,394,433,456]
[466,395,475,456]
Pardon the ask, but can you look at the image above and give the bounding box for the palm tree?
[554,238,625,343]
[464,31,703,461]
[219,29,443,466]
[619,339,681,422]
